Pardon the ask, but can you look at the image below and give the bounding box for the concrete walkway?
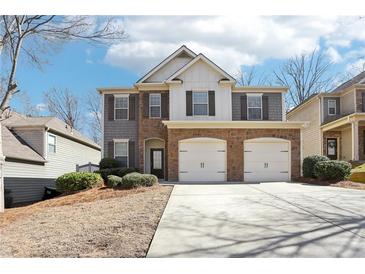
[147,182,365,257]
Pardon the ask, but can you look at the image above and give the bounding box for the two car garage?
[178,137,291,182]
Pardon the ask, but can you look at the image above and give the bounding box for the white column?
[352,121,359,161]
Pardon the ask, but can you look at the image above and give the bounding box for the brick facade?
[167,128,301,181]
[138,91,169,175]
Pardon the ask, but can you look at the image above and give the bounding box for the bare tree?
[235,66,271,86]
[18,91,40,117]
[44,88,81,129]
[0,15,126,117]
[86,91,102,144]
[274,49,333,109]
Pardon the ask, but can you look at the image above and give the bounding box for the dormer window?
[328,100,336,116]
[247,94,262,120]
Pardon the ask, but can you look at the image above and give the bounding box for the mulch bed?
[0,185,173,258]
[297,177,365,190]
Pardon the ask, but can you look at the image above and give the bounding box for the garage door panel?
[244,140,290,182]
[179,139,226,182]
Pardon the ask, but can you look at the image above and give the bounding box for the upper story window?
[48,134,56,154]
[328,99,336,116]
[114,140,128,167]
[115,95,129,120]
[193,91,208,116]
[247,94,262,120]
[149,94,161,118]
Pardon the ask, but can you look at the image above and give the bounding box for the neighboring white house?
[1,112,101,207]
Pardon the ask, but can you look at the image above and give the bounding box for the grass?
[350,163,365,183]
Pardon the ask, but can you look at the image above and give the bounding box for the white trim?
[149,93,161,118]
[163,120,308,129]
[192,90,209,117]
[328,99,337,116]
[114,139,129,168]
[114,94,129,120]
[247,93,263,121]
[47,133,57,154]
[137,45,197,84]
[165,53,235,83]
[352,121,359,161]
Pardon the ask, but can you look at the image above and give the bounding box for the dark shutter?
[128,141,135,168]
[336,98,341,114]
[208,90,215,116]
[186,90,192,116]
[107,95,114,121]
[362,92,365,112]
[262,95,269,120]
[240,95,247,120]
[161,93,169,119]
[129,94,136,120]
[143,93,149,117]
[108,141,114,158]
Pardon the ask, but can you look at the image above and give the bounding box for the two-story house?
[2,112,101,206]
[99,45,306,182]
[287,71,365,162]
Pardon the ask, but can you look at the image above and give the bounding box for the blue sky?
[10,16,365,115]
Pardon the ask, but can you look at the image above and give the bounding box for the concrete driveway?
[147,182,365,258]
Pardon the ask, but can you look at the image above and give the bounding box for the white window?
[193,91,208,116]
[115,95,129,120]
[328,100,336,116]
[48,134,56,153]
[114,140,128,167]
[247,94,262,120]
[149,94,161,118]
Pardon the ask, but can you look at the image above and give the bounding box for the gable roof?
[332,71,365,94]
[136,45,197,84]
[1,126,46,163]
[3,112,100,150]
[166,53,236,83]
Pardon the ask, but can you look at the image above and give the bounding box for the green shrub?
[314,160,351,181]
[95,167,138,182]
[303,155,329,178]
[55,172,103,192]
[121,172,158,189]
[99,158,119,169]
[107,175,124,187]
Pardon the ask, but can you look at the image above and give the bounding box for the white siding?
[145,56,193,83]
[4,132,101,178]
[287,98,321,158]
[341,90,355,115]
[169,60,232,120]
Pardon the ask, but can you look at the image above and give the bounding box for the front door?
[151,149,164,179]
[327,138,338,160]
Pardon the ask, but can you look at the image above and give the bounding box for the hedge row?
[303,155,351,181]
[107,172,158,189]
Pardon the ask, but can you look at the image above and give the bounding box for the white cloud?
[104,16,365,75]
[36,103,47,112]
[325,47,342,63]
[345,58,365,76]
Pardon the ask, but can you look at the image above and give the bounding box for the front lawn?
[0,185,172,257]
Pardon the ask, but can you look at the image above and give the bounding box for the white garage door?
[244,138,290,182]
[179,138,226,182]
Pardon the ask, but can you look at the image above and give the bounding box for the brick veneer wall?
[167,128,301,181]
[322,131,342,158]
[138,91,169,174]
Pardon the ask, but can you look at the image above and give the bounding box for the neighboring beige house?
[287,71,365,162]
[99,45,306,183]
[1,112,101,206]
